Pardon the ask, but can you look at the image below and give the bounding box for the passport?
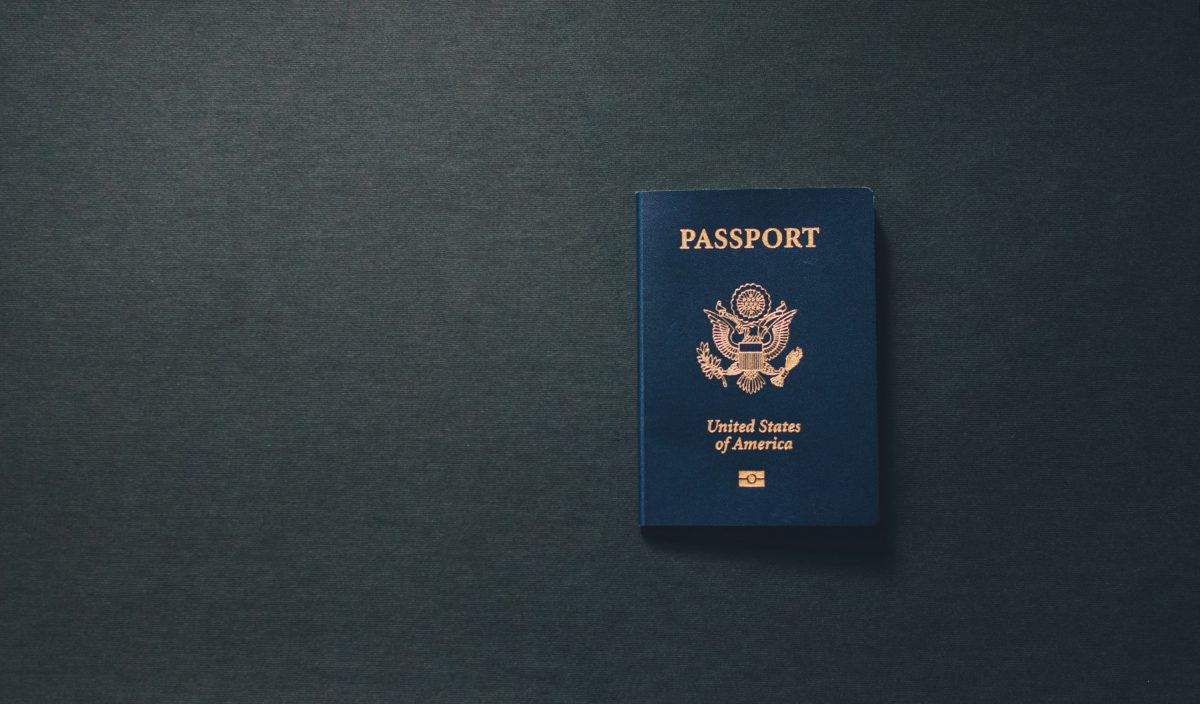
[638,188,879,526]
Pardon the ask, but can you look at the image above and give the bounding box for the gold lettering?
[707,418,801,453]
[681,228,820,251]
[803,226,819,248]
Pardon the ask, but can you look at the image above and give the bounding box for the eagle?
[699,299,803,394]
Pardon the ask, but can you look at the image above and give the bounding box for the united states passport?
[637,188,879,526]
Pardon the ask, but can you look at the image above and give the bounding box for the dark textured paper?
[2,2,1198,702]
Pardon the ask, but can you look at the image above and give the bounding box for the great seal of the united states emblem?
[696,283,804,394]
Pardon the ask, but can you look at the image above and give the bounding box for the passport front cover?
[638,188,879,526]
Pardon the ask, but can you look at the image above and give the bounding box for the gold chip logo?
[738,470,765,488]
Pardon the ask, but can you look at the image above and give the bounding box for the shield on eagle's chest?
[737,341,764,373]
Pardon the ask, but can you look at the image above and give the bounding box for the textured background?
[2,2,1198,702]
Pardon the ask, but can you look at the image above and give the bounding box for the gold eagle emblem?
[696,283,803,394]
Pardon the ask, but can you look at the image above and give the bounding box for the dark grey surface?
[2,2,1198,702]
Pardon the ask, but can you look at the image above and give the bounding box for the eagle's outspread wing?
[762,308,798,360]
[704,309,739,360]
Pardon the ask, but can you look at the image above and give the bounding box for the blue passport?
[638,188,879,526]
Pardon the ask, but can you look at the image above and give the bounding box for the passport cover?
[638,188,878,526]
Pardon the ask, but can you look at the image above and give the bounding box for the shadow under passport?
[640,524,887,556]
[639,214,896,568]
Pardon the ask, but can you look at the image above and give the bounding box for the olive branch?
[696,342,728,388]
